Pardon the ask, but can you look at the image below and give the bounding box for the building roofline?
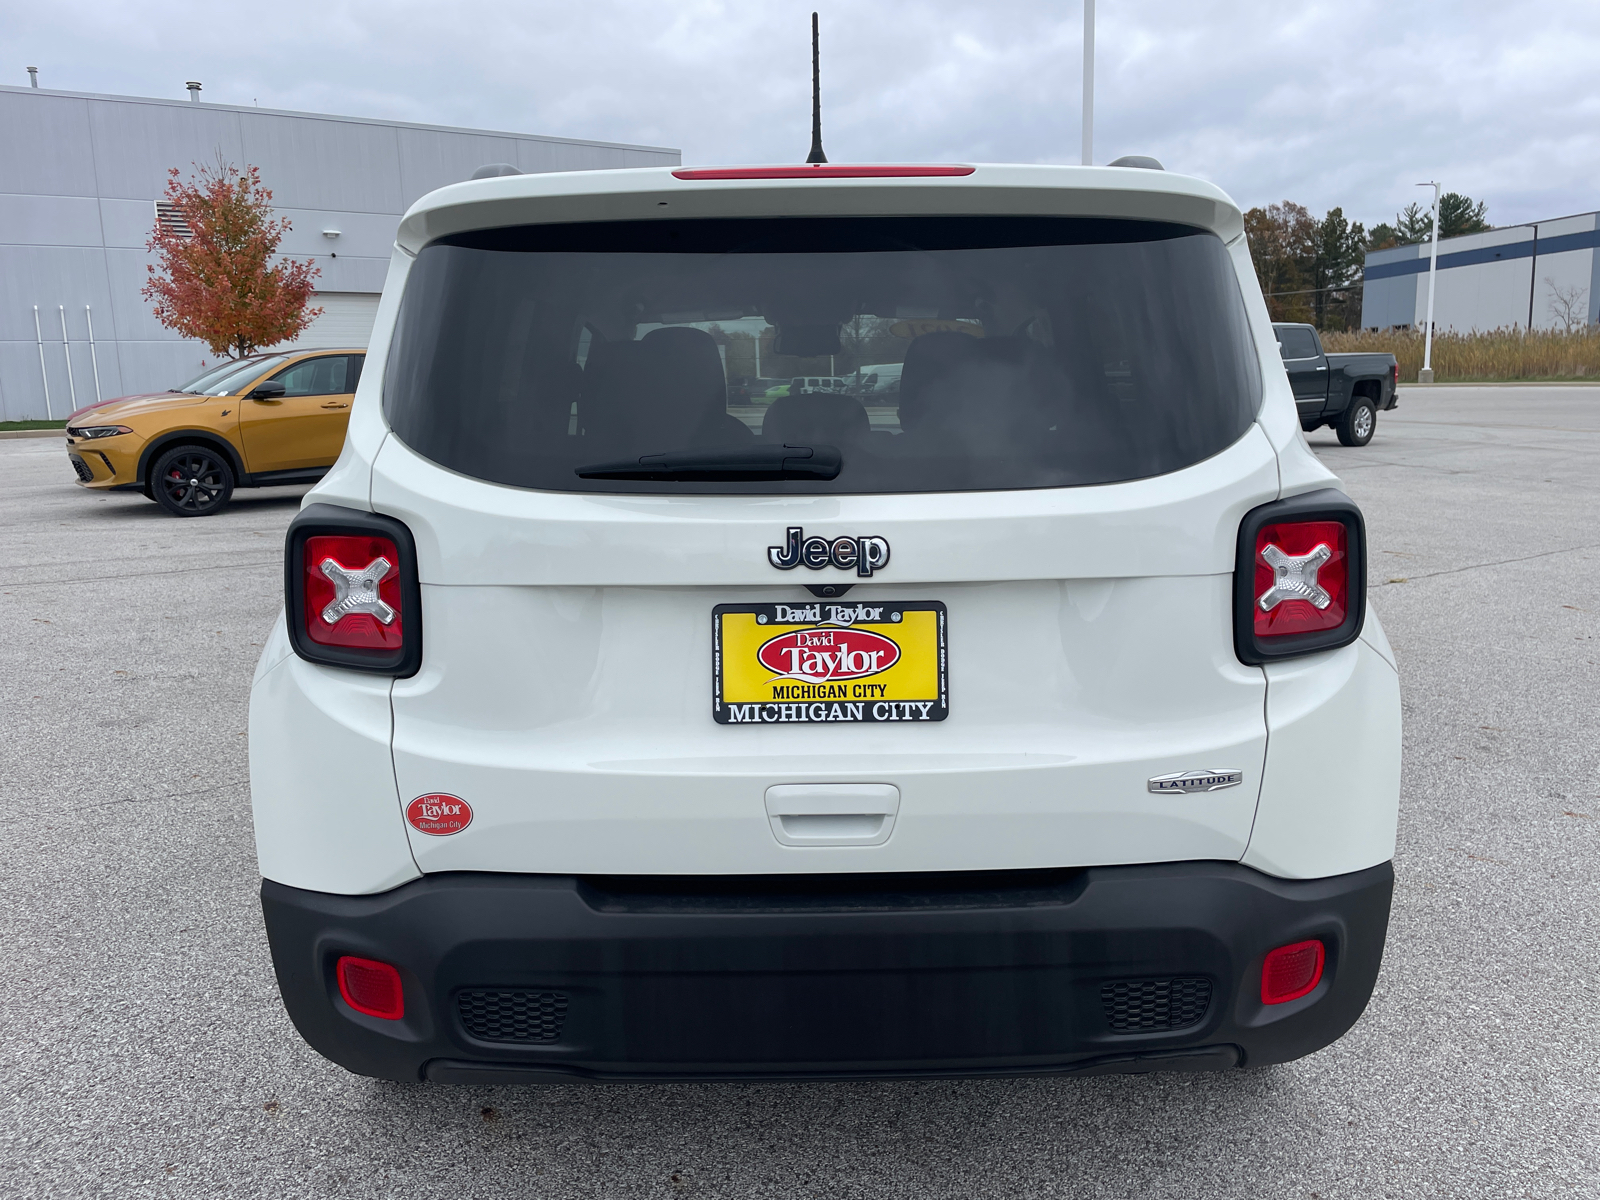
[0,83,679,157]
[1365,207,1600,263]
[1482,208,1600,234]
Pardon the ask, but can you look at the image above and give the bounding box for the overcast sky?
[9,0,1599,230]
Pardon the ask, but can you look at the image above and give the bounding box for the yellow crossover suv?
[65,347,366,517]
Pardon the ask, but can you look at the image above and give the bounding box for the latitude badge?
[1147,769,1245,795]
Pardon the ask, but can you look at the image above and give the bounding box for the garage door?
[297,293,382,348]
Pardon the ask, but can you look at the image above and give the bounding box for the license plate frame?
[713,600,948,725]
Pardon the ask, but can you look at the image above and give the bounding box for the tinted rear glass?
[384,217,1262,495]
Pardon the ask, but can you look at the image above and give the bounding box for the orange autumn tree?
[142,161,321,359]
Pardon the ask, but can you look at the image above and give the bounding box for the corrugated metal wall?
[0,85,678,420]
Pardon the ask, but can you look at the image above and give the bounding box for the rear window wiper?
[575,444,842,482]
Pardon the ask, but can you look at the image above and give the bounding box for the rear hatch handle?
[576,444,841,481]
[764,783,900,847]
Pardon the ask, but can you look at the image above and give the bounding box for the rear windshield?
[383,217,1261,495]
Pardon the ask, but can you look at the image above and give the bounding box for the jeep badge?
[768,527,890,577]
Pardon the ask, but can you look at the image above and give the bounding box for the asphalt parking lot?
[2,387,1596,1199]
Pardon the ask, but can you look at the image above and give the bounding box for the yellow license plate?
[713,601,947,724]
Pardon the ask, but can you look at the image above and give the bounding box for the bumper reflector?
[1261,939,1325,1004]
[337,955,404,1020]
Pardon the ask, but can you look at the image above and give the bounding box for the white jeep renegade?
[250,161,1401,1083]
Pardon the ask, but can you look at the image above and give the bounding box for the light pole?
[1417,181,1440,383]
[1081,0,1094,165]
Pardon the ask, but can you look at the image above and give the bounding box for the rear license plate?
[713,601,947,724]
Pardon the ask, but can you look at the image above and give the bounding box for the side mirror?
[249,379,287,400]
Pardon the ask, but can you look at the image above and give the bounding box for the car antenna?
[806,11,827,164]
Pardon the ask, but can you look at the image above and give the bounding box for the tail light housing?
[336,955,405,1020]
[1234,488,1366,665]
[1261,939,1326,1004]
[285,503,422,676]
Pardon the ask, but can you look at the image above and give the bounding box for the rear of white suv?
[249,163,1401,1083]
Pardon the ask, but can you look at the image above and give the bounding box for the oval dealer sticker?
[407,793,472,836]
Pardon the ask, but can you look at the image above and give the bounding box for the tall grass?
[1320,327,1600,381]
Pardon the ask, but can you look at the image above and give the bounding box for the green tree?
[1438,192,1491,238]
[1366,222,1401,252]
[1309,207,1367,330]
[1395,202,1433,245]
[1383,193,1492,247]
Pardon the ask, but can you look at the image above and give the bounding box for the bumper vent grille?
[69,453,94,483]
[1100,977,1212,1032]
[458,989,569,1043]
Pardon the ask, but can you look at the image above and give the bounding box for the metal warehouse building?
[1362,211,1600,332]
[0,84,678,421]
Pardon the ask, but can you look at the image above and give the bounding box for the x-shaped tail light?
[1257,543,1333,612]
[1235,494,1365,664]
[319,556,397,625]
[287,508,420,676]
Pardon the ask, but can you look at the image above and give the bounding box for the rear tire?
[151,444,235,517]
[1337,397,1376,447]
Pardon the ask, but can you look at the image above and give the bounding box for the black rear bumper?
[261,860,1393,1083]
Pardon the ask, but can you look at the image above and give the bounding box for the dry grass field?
[1323,326,1600,381]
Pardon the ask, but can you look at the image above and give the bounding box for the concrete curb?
[0,429,65,440]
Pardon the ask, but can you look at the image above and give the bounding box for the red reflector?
[1254,520,1348,638]
[304,534,403,651]
[1261,939,1325,1004]
[671,164,976,180]
[337,955,404,1019]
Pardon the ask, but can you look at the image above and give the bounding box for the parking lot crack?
[0,560,278,589]
[1375,540,1600,586]
[72,778,248,811]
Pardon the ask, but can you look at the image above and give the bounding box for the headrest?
[897,331,1056,439]
[579,340,647,444]
[897,331,990,432]
[580,328,733,454]
[762,393,871,446]
[640,326,727,413]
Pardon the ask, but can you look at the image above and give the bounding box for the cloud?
[10,0,1599,227]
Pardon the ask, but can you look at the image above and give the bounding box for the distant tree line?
[1244,193,1490,329]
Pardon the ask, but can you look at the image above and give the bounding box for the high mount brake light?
[284,504,422,676]
[337,955,405,1020]
[1261,939,1325,1004]
[671,165,976,180]
[1234,489,1366,665]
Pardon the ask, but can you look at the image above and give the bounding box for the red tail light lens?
[304,534,403,650]
[1234,489,1366,665]
[284,504,422,676]
[1261,939,1325,1004]
[336,955,404,1020]
[1254,520,1348,637]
